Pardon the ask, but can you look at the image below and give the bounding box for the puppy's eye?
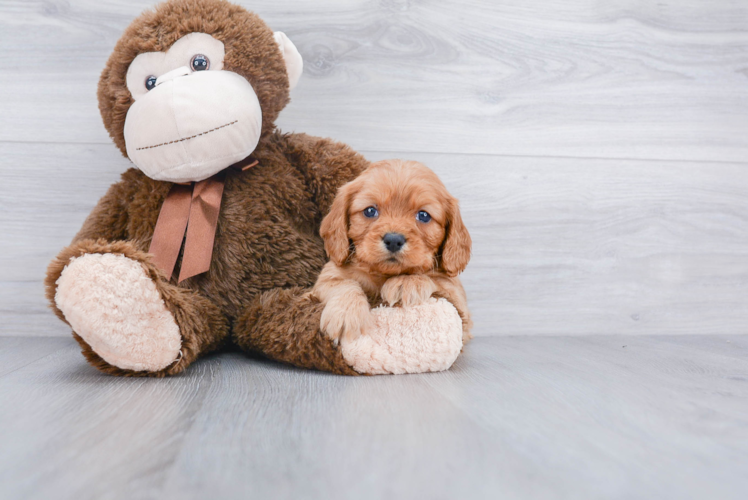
[416,210,431,223]
[191,54,210,71]
[145,75,157,90]
[363,206,379,218]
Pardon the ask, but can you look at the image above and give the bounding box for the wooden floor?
[0,335,746,500]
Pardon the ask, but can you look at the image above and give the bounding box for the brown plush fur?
[312,160,473,344]
[46,0,369,376]
[235,288,358,376]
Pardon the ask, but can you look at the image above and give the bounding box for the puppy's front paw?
[320,293,372,345]
[381,275,437,307]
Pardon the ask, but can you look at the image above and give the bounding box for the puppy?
[312,159,473,344]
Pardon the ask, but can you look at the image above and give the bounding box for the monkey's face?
[121,31,301,183]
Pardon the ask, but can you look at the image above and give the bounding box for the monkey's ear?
[273,32,303,90]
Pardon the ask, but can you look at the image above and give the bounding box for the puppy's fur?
[312,159,473,344]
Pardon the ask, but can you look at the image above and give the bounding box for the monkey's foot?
[340,298,463,375]
[55,253,182,372]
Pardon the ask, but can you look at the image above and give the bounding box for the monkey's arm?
[280,132,369,217]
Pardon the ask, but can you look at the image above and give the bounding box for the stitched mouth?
[136,120,238,151]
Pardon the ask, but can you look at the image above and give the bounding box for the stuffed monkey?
[45,0,465,377]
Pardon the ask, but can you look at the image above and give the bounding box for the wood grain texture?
[3,3,747,498]
[0,336,71,377]
[364,151,748,336]
[0,0,747,161]
[4,141,748,337]
[0,335,746,500]
[2,0,748,337]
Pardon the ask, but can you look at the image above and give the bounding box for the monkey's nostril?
[155,66,192,87]
[382,233,406,253]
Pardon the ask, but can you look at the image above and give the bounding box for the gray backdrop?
[2,0,747,337]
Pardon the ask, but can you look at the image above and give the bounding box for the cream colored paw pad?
[55,253,181,372]
[340,298,463,375]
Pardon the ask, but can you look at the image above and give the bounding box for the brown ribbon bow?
[149,159,258,283]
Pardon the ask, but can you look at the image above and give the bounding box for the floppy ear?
[320,182,354,266]
[440,197,472,277]
[273,31,303,90]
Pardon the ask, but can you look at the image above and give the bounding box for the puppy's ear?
[320,182,354,265]
[440,196,472,277]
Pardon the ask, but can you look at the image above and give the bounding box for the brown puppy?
[313,160,473,344]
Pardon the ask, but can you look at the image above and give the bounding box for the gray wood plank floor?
[0,336,746,500]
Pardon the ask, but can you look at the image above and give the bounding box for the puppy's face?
[321,160,471,277]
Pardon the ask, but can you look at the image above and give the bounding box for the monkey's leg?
[234,287,359,375]
[235,287,465,375]
[46,239,229,377]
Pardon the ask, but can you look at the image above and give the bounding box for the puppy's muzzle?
[383,232,406,253]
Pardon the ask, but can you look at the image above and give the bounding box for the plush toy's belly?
[189,166,328,319]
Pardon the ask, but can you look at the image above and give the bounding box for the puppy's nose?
[382,233,406,253]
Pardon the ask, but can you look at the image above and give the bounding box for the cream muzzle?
[123,32,302,183]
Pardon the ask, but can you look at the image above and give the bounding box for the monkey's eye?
[416,211,431,223]
[145,75,157,91]
[190,54,210,71]
[363,206,379,218]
